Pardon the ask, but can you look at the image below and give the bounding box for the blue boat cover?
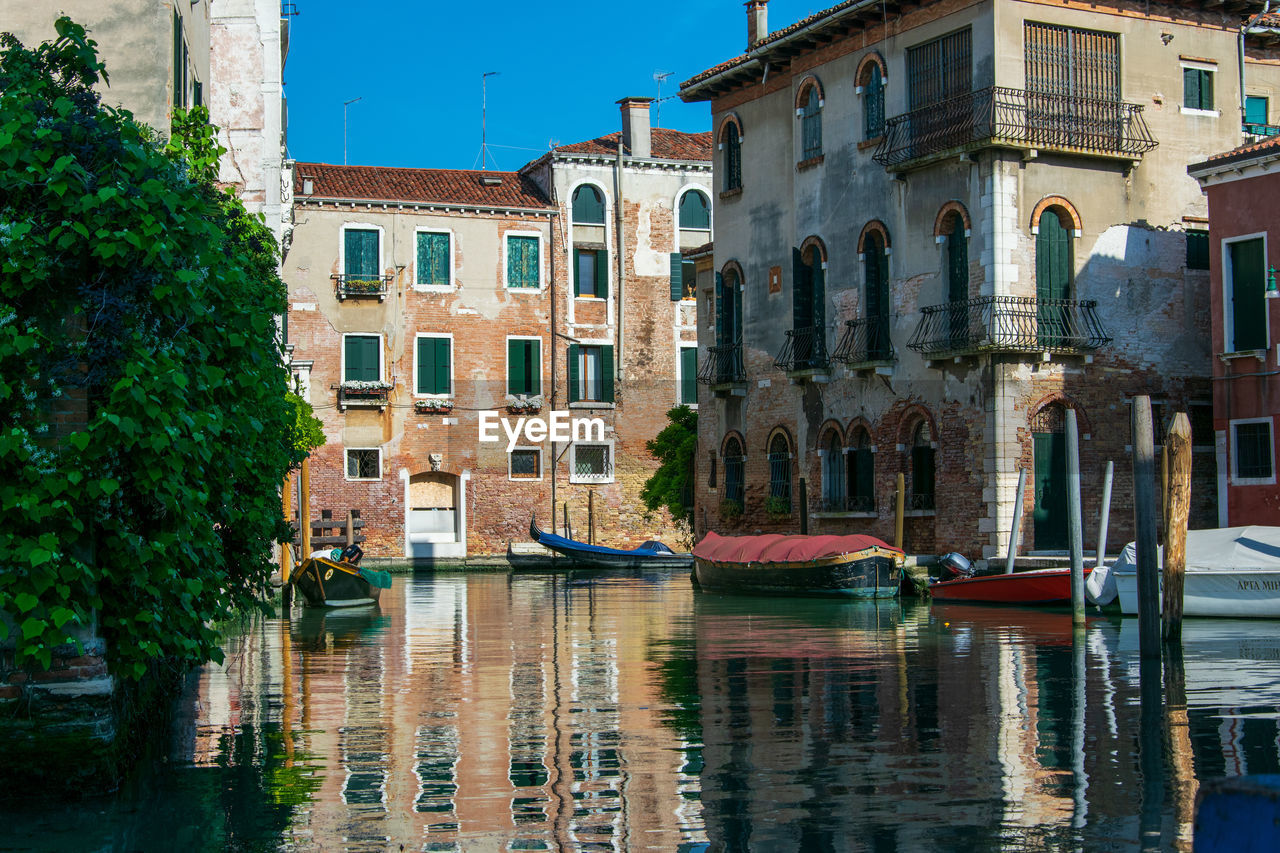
[537,528,675,558]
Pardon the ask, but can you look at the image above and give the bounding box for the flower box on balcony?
[338,380,392,410]
[414,398,454,413]
[505,394,544,414]
[333,274,392,301]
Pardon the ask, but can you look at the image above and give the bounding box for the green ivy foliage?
[0,19,304,679]
[641,405,698,541]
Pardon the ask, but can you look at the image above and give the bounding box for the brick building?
[1190,131,1280,527]
[284,101,711,558]
[680,0,1280,560]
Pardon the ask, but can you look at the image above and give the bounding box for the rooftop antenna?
[343,96,362,165]
[479,71,500,170]
[654,71,672,126]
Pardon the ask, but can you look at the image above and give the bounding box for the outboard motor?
[938,552,973,581]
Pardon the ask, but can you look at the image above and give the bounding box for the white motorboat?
[1089,526,1280,618]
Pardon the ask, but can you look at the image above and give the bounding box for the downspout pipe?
[615,138,626,383]
[548,176,560,529]
[1241,2,1273,126]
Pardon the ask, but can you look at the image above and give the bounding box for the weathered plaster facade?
[683,0,1280,559]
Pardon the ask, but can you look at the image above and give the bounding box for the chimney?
[618,97,653,159]
[747,0,769,49]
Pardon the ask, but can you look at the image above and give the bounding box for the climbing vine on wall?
[0,19,304,678]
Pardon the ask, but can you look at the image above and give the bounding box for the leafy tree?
[641,405,697,543]
[0,19,300,678]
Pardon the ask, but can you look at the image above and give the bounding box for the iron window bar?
[773,326,830,372]
[819,495,876,513]
[831,315,895,366]
[873,86,1157,169]
[907,295,1111,357]
[696,344,746,385]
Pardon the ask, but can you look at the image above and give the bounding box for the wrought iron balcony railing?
[907,296,1111,357]
[696,344,746,385]
[819,495,876,513]
[337,381,393,409]
[334,274,394,301]
[874,86,1157,169]
[831,315,894,367]
[1244,122,1280,138]
[773,326,830,372]
[907,493,936,512]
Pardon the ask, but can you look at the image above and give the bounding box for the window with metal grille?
[909,422,936,511]
[862,64,884,140]
[768,433,792,511]
[572,185,605,224]
[723,437,744,506]
[724,124,742,191]
[506,235,540,289]
[907,27,971,111]
[1184,67,1214,112]
[1234,421,1274,480]
[679,190,710,229]
[346,448,380,480]
[573,444,612,480]
[847,428,875,512]
[416,231,450,287]
[510,449,540,480]
[1185,230,1209,271]
[800,88,822,160]
[821,432,845,510]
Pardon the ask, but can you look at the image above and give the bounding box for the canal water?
[7,569,1280,851]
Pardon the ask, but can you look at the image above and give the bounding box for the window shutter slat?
[595,250,608,298]
[714,271,725,348]
[568,344,580,404]
[573,248,582,294]
[670,253,683,301]
[417,338,432,394]
[508,338,524,395]
[529,340,541,396]
[436,338,450,395]
[601,345,615,403]
[681,347,697,405]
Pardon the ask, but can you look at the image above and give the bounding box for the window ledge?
[796,154,825,171]
[1232,476,1277,487]
[905,509,936,518]
[413,284,455,294]
[574,295,607,301]
[505,285,545,294]
[857,136,884,151]
[812,511,878,519]
[1181,107,1220,117]
[1220,349,1267,363]
[719,187,743,201]
[570,475,615,485]
[569,401,615,409]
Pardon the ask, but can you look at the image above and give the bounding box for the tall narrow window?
[416,336,451,396]
[567,344,614,403]
[821,432,845,510]
[768,433,792,513]
[574,248,607,298]
[1036,209,1074,348]
[506,235,540,289]
[344,335,380,382]
[344,228,380,283]
[1228,238,1267,352]
[416,231,450,288]
[800,87,822,161]
[909,422,936,510]
[507,338,541,396]
[863,63,884,140]
[848,428,875,513]
[724,124,742,191]
[1233,420,1275,481]
[1186,230,1209,271]
[679,346,698,405]
[864,230,891,360]
[723,436,745,508]
[945,213,969,348]
[572,185,605,224]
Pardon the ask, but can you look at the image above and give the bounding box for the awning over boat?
[693,531,901,565]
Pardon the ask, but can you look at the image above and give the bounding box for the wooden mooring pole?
[588,490,595,545]
[299,458,311,560]
[1163,413,1192,644]
[1005,468,1027,574]
[798,477,809,535]
[1132,396,1160,659]
[1096,461,1114,568]
[894,473,905,551]
[1066,410,1086,624]
[563,502,571,543]
[281,472,293,609]
[346,509,355,549]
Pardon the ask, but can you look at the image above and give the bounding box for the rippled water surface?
[7,569,1280,851]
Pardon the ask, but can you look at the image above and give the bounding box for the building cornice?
[295,197,556,218]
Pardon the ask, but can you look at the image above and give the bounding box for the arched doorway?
[403,469,466,559]
[1031,404,1068,551]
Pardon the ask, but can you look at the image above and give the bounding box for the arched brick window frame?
[800,234,828,264]
[765,426,795,514]
[857,220,892,254]
[1028,393,1091,436]
[796,76,825,162]
[720,430,747,510]
[717,114,744,193]
[856,53,887,141]
[897,406,939,512]
[795,75,825,108]
[816,420,845,511]
[933,201,972,238]
[844,418,877,513]
[1030,196,1082,236]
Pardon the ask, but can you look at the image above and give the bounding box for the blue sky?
[283,1,824,171]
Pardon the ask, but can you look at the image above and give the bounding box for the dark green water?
[6,569,1280,851]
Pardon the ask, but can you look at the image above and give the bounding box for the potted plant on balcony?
[764,495,792,521]
[414,397,454,413]
[505,394,543,414]
[343,277,384,294]
[340,379,393,401]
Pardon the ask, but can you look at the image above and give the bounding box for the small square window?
[507,234,540,289]
[571,443,613,483]
[416,231,451,288]
[510,448,541,480]
[1183,67,1214,112]
[346,448,381,480]
[1186,230,1209,271]
[1234,420,1274,482]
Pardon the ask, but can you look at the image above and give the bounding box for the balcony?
[1244,122,1280,139]
[696,344,746,391]
[873,86,1157,171]
[817,495,876,515]
[334,274,393,301]
[773,326,830,379]
[831,316,895,371]
[337,381,393,410]
[907,296,1111,359]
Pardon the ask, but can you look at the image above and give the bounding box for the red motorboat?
[929,566,1092,604]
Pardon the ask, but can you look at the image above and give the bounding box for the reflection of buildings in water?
[185,574,705,850]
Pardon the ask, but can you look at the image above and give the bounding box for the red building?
[1191,137,1280,527]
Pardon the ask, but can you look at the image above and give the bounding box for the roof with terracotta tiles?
[1189,133,1280,173]
[551,128,713,161]
[293,162,551,209]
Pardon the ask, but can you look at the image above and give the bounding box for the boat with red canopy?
[692,532,904,598]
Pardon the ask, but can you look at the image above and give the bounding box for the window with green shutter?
[569,344,613,403]
[507,338,541,396]
[507,235,540,289]
[679,190,710,230]
[344,335,380,382]
[1247,95,1269,127]
[680,346,698,405]
[416,336,451,395]
[1229,238,1266,352]
[572,185,605,224]
[1186,230,1209,271]
[574,248,607,297]
[344,229,380,280]
[1183,67,1214,112]
[416,231,450,288]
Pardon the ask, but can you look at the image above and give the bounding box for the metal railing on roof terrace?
[773,326,830,372]
[1244,122,1280,138]
[697,344,745,385]
[873,86,1157,169]
[907,296,1111,357]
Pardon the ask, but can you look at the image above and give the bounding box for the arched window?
[572,185,605,224]
[791,241,827,368]
[821,430,845,510]
[864,229,891,360]
[862,63,884,140]
[1031,403,1069,550]
[724,123,742,191]
[847,427,875,512]
[768,433,792,514]
[801,87,822,160]
[723,436,745,509]
[909,421,936,511]
[679,190,710,230]
[943,211,969,347]
[1036,207,1074,347]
